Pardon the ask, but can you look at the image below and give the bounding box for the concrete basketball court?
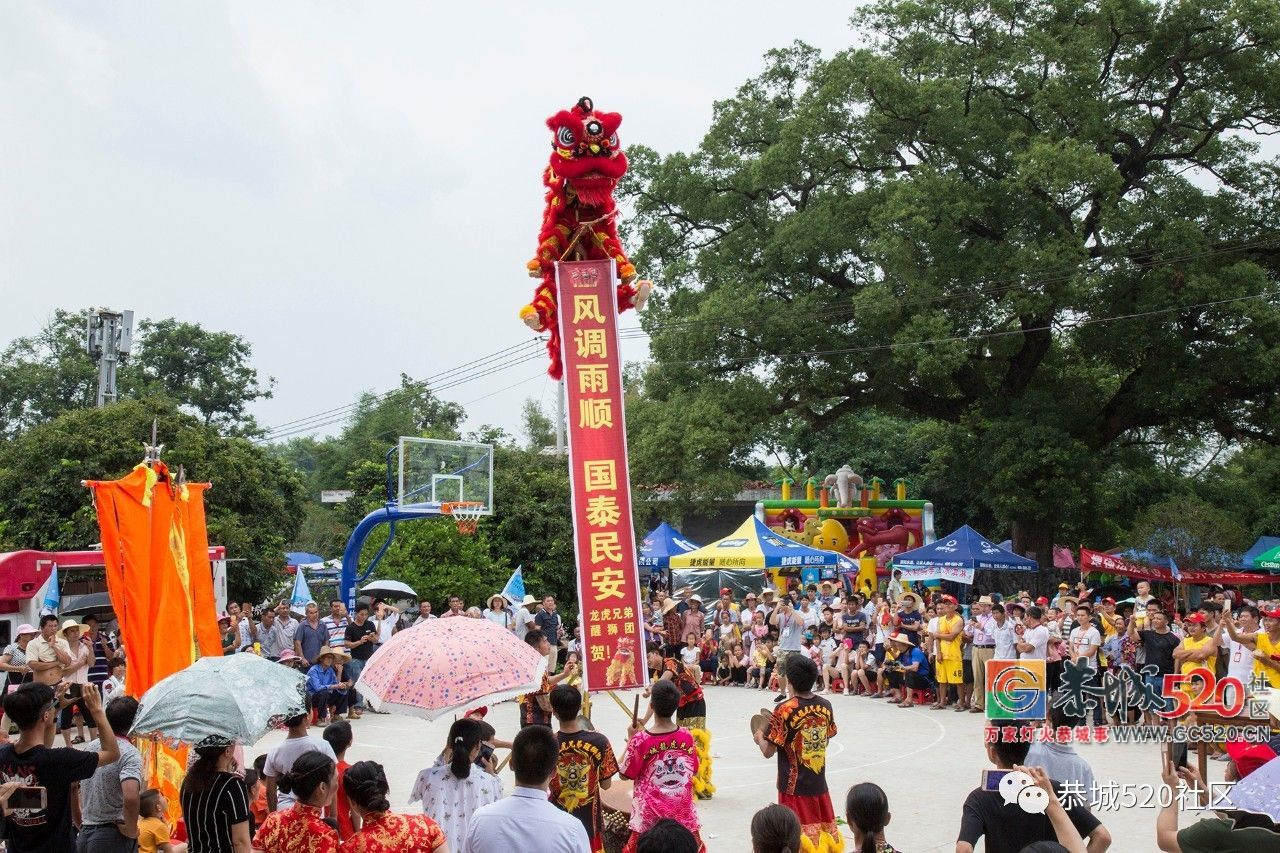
[255,684,1226,851]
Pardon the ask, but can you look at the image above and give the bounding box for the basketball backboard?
[397,437,493,514]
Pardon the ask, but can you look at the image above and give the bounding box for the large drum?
[602,778,633,853]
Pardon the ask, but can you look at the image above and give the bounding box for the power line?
[255,235,1278,441]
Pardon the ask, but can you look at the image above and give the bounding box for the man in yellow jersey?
[930,594,965,710]
[1222,606,1280,689]
[1172,613,1218,707]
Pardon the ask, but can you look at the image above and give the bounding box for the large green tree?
[0,398,304,599]
[626,0,1280,564]
[0,310,274,437]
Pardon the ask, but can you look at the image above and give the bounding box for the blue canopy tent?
[1243,536,1280,572]
[893,524,1037,584]
[638,522,700,579]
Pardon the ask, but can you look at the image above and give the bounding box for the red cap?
[1035,596,1049,605]
[1261,608,1280,620]
[720,588,732,596]
[940,594,957,604]
[1225,741,1277,778]
[1102,597,1116,605]
[1184,613,1208,624]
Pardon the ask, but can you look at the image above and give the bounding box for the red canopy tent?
[1080,548,1276,586]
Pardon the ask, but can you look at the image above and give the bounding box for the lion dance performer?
[645,647,714,800]
[520,95,652,379]
[754,655,843,852]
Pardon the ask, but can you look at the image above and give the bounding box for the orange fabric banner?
[90,464,158,695]
[90,461,223,824]
[180,483,223,658]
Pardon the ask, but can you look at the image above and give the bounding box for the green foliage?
[0,398,304,600]
[1129,493,1252,568]
[123,318,274,432]
[0,310,274,437]
[624,0,1280,563]
[520,398,556,450]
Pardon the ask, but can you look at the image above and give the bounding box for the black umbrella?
[60,592,116,622]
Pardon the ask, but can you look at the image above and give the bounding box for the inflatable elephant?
[823,465,864,508]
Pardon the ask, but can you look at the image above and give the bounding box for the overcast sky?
[0,2,859,444]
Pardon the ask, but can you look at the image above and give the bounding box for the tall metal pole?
[87,308,134,407]
[555,379,566,453]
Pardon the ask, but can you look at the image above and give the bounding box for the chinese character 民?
[589,531,623,563]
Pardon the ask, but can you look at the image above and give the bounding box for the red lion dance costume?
[521,96,652,379]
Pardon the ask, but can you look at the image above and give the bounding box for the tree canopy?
[0,398,304,599]
[0,309,274,437]
[625,0,1280,564]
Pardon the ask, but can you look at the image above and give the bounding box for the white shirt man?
[1068,610,1102,670]
[1017,612,1050,661]
[514,598,538,641]
[798,600,819,630]
[460,727,590,853]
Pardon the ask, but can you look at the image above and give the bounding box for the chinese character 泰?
[585,495,621,528]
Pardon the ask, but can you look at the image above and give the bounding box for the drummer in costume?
[644,647,714,800]
[520,631,578,726]
[755,654,842,852]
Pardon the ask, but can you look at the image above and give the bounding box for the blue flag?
[41,565,60,614]
[290,569,315,610]
[1169,556,1182,582]
[502,565,525,605]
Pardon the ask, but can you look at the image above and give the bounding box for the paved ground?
[256,684,1225,851]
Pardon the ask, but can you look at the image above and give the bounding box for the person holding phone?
[0,682,120,853]
[59,620,95,746]
[409,717,502,845]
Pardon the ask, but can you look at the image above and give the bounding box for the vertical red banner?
[557,259,649,692]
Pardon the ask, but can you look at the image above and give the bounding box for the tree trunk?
[1011,517,1055,572]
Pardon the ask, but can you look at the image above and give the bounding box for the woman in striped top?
[180,742,252,853]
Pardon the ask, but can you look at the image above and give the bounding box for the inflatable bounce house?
[755,466,936,594]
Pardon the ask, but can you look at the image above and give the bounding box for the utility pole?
[554,379,566,453]
[86,308,134,407]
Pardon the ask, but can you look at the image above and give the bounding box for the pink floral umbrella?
[354,617,548,720]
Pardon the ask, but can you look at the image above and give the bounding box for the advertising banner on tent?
[1080,548,1274,586]
[896,565,976,585]
[557,259,648,692]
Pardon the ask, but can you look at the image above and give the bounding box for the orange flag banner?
[89,460,222,822]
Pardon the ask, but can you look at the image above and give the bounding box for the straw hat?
[899,592,921,609]
[1059,596,1079,611]
[520,594,537,607]
[315,646,351,664]
[976,596,994,606]
[888,631,915,648]
[60,619,89,636]
[819,580,835,590]
[761,588,777,599]
[489,593,507,608]
[662,599,680,615]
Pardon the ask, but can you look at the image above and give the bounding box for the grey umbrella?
[130,653,306,748]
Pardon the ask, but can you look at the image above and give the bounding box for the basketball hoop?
[443,501,485,535]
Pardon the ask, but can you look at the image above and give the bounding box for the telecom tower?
[85,308,134,407]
